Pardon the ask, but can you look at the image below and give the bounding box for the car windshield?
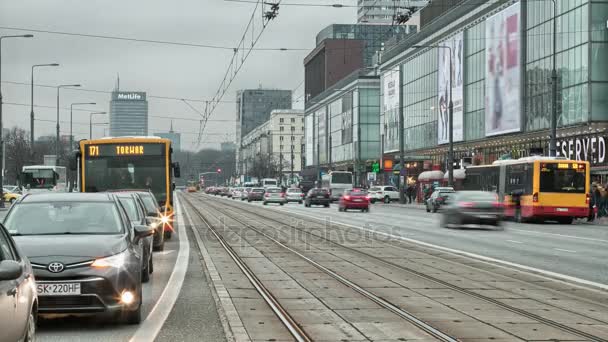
[118,197,141,221]
[369,187,381,191]
[266,188,281,193]
[347,189,367,195]
[456,191,496,202]
[287,189,301,193]
[4,202,123,235]
[139,194,158,214]
[252,189,264,193]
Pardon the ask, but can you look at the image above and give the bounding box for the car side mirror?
[0,260,23,281]
[134,225,154,239]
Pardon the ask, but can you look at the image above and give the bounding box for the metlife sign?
[113,92,146,101]
[556,135,606,166]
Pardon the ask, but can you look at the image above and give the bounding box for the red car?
[338,189,370,212]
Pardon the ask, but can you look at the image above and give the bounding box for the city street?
[213,193,608,286]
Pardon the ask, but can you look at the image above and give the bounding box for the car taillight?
[343,195,351,201]
[365,196,371,201]
[586,193,590,204]
[493,202,503,208]
[459,202,475,208]
[533,192,538,203]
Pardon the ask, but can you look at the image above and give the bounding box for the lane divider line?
[130,195,190,342]
[184,199,251,342]
[511,229,608,244]
[506,240,524,244]
[273,206,608,292]
[555,248,577,253]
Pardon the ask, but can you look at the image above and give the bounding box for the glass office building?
[109,91,148,137]
[379,0,608,177]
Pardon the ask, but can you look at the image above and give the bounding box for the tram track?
[181,194,459,342]
[191,193,608,342]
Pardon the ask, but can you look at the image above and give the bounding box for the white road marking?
[130,195,190,342]
[156,250,176,256]
[273,206,608,292]
[506,240,524,244]
[511,228,608,244]
[555,248,577,253]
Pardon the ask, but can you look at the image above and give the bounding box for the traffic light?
[217,168,222,173]
[371,161,380,173]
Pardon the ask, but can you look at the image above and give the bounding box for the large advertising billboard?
[305,114,314,166]
[382,67,400,152]
[485,2,521,136]
[437,32,464,145]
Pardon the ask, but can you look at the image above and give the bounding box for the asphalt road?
[207,194,608,286]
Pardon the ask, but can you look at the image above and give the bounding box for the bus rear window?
[540,167,586,193]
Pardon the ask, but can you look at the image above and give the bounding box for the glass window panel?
[591,43,608,81]
[592,83,608,121]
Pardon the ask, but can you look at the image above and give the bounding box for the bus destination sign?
[86,143,164,157]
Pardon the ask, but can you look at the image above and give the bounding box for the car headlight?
[91,251,127,269]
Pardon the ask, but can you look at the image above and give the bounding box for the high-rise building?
[357,0,429,25]
[154,122,181,152]
[109,91,148,136]
[235,89,292,174]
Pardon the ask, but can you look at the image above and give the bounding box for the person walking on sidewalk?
[406,185,414,204]
[589,182,600,222]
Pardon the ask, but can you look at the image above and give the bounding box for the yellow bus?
[74,136,181,232]
[463,157,589,224]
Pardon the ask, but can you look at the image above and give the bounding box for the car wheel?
[370,199,376,204]
[432,206,437,213]
[384,196,390,204]
[324,204,330,208]
[299,201,302,204]
[426,206,430,213]
[263,202,267,205]
[9,198,15,204]
[338,206,343,212]
[280,203,284,206]
[164,230,172,240]
[23,310,36,342]
[248,199,251,202]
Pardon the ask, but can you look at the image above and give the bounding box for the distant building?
[304,24,416,103]
[357,0,428,25]
[235,88,292,175]
[154,122,181,152]
[109,91,148,136]
[240,109,305,182]
[221,142,236,152]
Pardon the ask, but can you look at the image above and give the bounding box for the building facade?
[154,123,181,152]
[221,142,236,152]
[377,0,608,181]
[304,70,381,186]
[109,91,148,136]
[357,0,429,25]
[235,89,292,174]
[240,109,304,183]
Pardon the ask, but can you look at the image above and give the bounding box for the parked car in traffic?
[232,187,242,199]
[285,188,304,204]
[368,186,399,204]
[248,188,265,202]
[304,188,330,207]
[338,188,370,212]
[426,188,456,213]
[134,190,169,247]
[240,187,252,201]
[440,191,503,228]
[115,193,154,283]
[263,187,286,205]
[5,193,154,324]
[0,222,37,341]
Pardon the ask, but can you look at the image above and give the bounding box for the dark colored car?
[338,189,370,212]
[0,223,37,341]
[304,188,331,207]
[426,189,456,213]
[5,193,154,324]
[137,191,169,247]
[116,193,154,283]
[440,191,503,228]
[247,188,265,202]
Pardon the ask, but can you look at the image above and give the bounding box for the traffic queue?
[0,189,172,339]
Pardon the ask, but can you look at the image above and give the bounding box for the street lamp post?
[549,0,558,157]
[0,34,33,207]
[31,63,60,148]
[413,44,454,186]
[56,84,80,165]
[70,102,96,149]
[89,112,107,139]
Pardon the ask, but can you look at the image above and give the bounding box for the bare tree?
[4,128,31,184]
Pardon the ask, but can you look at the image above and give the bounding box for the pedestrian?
[589,182,600,222]
[599,186,608,220]
[407,185,414,204]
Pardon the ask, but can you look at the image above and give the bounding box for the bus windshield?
[331,173,352,184]
[84,156,167,202]
[22,169,57,189]
[540,167,586,193]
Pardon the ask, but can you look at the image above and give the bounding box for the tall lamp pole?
[414,44,454,186]
[549,0,558,157]
[31,63,59,147]
[0,34,33,207]
[89,112,106,139]
[56,84,80,165]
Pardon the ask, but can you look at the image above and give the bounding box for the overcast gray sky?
[0,0,355,150]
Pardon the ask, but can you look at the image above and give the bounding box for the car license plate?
[353,199,362,202]
[556,208,568,212]
[37,282,81,296]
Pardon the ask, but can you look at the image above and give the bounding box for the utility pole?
[398,64,406,203]
[549,0,558,157]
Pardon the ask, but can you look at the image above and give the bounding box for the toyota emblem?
[47,262,65,273]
